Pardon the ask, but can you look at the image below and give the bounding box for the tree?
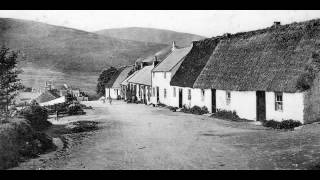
[96,67,118,96]
[0,46,24,120]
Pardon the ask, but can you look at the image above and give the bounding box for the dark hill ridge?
[0,18,168,73]
[95,27,206,47]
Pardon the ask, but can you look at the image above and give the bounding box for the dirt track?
[11,101,320,170]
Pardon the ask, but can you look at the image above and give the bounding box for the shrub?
[262,119,302,130]
[212,109,242,121]
[19,105,51,131]
[67,103,85,115]
[167,106,178,112]
[0,119,55,169]
[157,103,166,107]
[201,106,209,114]
[181,105,209,115]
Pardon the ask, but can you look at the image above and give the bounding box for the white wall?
[105,88,120,99]
[40,96,66,106]
[214,90,304,122]
[266,92,304,123]
[151,72,177,106]
[190,88,212,110]
[215,90,257,120]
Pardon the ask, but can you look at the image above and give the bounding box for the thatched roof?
[170,38,221,87]
[106,66,134,89]
[152,46,192,72]
[128,65,154,86]
[194,19,320,92]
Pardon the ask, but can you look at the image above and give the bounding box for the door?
[211,89,216,113]
[179,88,183,108]
[156,86,159,103]
[256,91,266,121]
[143,86,146,104]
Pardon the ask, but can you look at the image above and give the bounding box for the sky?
[0,10,320,37]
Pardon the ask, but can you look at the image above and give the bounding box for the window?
[164,72,167,79]
[164,88,167,98]
[152,87,155,97]
[153,72,155,78]
[201,89,205,101]
[226,91,231,105]
[275,92,283,111]
[188,89,191,100]
[173,87,176,97]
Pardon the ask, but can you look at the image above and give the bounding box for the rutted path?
[11,101,320,170]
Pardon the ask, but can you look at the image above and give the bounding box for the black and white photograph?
[1,10,320,170]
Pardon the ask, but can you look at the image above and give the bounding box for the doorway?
[211,89,216,113]
[156,86,159,103]
[256,91,266,121]
[179,88,183,108]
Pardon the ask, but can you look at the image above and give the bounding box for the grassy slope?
[0,18,168,94]
[95,27,206,47]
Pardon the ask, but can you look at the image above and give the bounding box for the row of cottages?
[105,66,134,99]
[120,45,173,103]
[150,42,193,106]
[170,20,320,124]
[127,64,155,104]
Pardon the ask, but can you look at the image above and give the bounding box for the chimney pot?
[153,56,158,67]
[223,33,231,38]
[273,21,281,27]
[172,41,176,51]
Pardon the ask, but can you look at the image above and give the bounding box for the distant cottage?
[105,66,134,100]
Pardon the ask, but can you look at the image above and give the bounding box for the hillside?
[0,18,169,94]
[0,18,168,73]
[95,27,206,47]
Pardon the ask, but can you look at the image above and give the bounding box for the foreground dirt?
[11,101,320,170]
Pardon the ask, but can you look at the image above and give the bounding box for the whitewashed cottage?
[172,20,320,124]
[105,66,134,99]
[150,42,192,106]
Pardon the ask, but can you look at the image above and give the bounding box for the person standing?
[109,96,112,105]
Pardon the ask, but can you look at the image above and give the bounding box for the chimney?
[140,62,144,69]
[273,21,281,28]
[153,56,159,67]
[172,41,176,51]
[223,33,231,38]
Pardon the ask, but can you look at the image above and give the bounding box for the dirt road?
[12,101,320,170]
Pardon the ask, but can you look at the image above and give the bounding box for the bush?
[67,103,85,115]
[212,109,242,121]
[262,119,302,130]
[167,106,178,112]
[157,103,166,107]
[0,119,55,169]
[19,105,52,131]
[181,105,209,115]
